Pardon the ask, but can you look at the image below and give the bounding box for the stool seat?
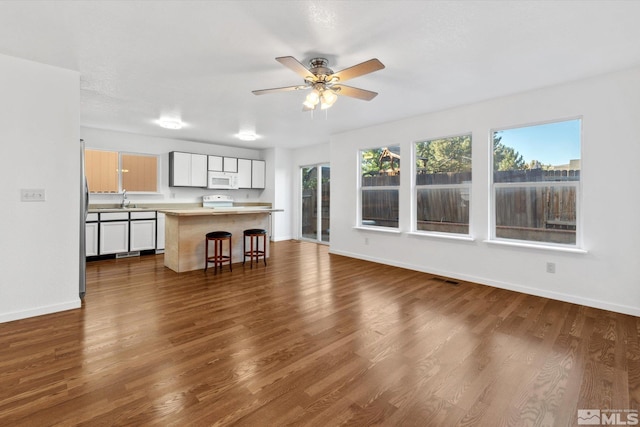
[243,229,267,235]
[243,228,267,268]
[206,231,232,239]
[205,231,232,274]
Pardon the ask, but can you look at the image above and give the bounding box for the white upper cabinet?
[171,152,266,189]
[237,158,252,188]
[223,157,238,173]
[191,154,207,187]
[208,155,223,171]
[251,160,265,189]
[170,152,191,186]
[170,152,207,187]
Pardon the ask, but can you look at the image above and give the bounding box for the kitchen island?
[159,207,281,273]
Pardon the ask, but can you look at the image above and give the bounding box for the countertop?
[88,203,278,215]
[159,207,282,216]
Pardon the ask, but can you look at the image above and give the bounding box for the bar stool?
[205,231,232,274]
[243,228,267,268]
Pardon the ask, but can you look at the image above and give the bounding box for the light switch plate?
[21,189,46,202]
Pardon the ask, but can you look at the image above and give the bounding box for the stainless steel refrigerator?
[79,139,87,299]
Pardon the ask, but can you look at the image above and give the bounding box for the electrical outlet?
[21,189,45,202]
[546,262,556,274]
[364,237,369,245]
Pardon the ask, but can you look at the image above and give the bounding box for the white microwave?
[207,171,239,189]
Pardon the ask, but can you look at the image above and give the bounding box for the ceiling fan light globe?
[321,90,337,105]
[306,90,319,103]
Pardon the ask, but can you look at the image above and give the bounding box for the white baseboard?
[329,248,640,317]
[0,299,81,324]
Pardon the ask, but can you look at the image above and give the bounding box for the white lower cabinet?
[99,221,129,255]
[87,210,163,257]
[130,220,156,251]
[85,222,98,256]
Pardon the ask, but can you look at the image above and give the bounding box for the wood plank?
[0,241,638,425]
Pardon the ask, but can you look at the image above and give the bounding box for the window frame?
[357,145,401,231]
[412,133,473,238]
[489,117,583,249]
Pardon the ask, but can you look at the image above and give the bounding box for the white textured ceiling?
[1,1,640,149]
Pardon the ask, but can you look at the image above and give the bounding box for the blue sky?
[495,119,581,166]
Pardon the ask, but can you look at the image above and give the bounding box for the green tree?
[493,133,525,171]
[416,136,471,173]
[361,148,384,176]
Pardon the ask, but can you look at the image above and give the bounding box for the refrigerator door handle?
[84,176,89,219]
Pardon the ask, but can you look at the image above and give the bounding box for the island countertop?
[159,207,283,216]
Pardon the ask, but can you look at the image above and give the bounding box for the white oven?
[203,194,234,208]
[207,171,239,189]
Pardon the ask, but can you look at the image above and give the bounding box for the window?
[491,119,581,246]
[122,153,158,192]
[359,146,400,228]
[85,149,159,193]
[414,134,471,235]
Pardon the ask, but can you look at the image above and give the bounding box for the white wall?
[81,127,265,205]
[291,143,331,240]
[329,67,640,316]
[263,147,293,241]
[0,54,81,323]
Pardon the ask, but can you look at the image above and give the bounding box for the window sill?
[406,231,475,242]
[484,239,588,254]
[353,226,402,234]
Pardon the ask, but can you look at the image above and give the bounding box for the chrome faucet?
[121,189,130,208]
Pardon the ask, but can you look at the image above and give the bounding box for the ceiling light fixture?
[158,119,183,130]
[237,131,258,141]
[304,84,338,110]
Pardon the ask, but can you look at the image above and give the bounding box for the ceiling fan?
[252,56,385,111]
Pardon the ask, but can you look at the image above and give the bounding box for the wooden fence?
[361,170,578,242]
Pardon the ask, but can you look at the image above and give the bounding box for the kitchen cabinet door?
[237,158,252,188]
[251,160,265,189]
[99,221,129,254]
[223,157,238,172]
[191,154,208,187]
[85,222,98,256]
[130,220,156,251]
[208,155,223,171]
[170,152,192,186]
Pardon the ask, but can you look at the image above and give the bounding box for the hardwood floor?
[1,240,638,426]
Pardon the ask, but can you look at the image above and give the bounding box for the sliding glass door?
[301,164,330,243]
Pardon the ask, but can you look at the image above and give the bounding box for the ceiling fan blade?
[333,84,379,101]
[330,58,385,83]
[252,85,308,96]
[276,56,317,82]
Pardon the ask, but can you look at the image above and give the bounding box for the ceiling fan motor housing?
[308,58,334,81]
